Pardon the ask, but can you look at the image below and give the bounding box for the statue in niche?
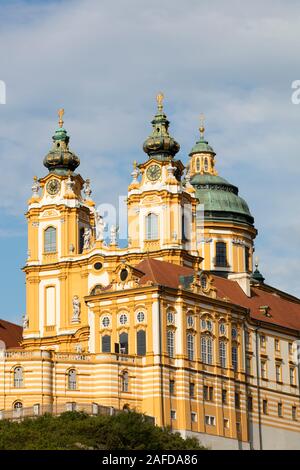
[72,296,80,323]
[83,227,92,250]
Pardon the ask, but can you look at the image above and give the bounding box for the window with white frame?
[206,320,213,332]
[187,315,194,328]
[201,336,213,365]
[201,319,206,330]
[44,226,57,253]
[219,340,226,368]
[205,415,215,426]
[167,310,175,325]
[219,322,226,335]
[290,366,295,386]
[276,363,282,383]
[261,360,267,379]
[167,330,175,358]
[146,213,158,240]
[101,316,110,328]
[136,311,145,323]
[67,369,77,390]
[13,367,23,388]
[119,314,128,325]
[232,346,238,371]
[187,333,194,361]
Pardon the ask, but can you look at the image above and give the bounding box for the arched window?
[216,242,227,267]
[187,333,194,361]
[219,341,227,368]
[13,367,23,388]
[102,335,111,353]
[121,371,129,392]
[44,227,56,253]
[232,346,238,371]
[119,332,128,355]
[196,157,200,172]
[201,336,213,365]
[13,401,23,417]
[137,330,146,356]
[68,369,77,390]
[167,330,175,358]
[204,157,209,172]
[146,213,158,240]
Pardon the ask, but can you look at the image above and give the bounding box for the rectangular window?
[261,360,267,379]
[246,356,251,375]
[189,382,195,398]
[204,386,213,401]
[146,213,158,240]
[167,330,174,358]
[170,410,176,420]
[232,346,238,371]
[222,389,227,404]
[276,364,281,383]
[247,395,253,412]
[205,415,215,426]
[44,227,57,253]
[263,399,268,415]
[187,334,194,361]
[245,246,250,272]
[292,406,297,421]
[288,342,293,355]
[219,341,226,368]
[260,335,266,349]
[245,331,251,348]
[191,412,197,423]
[224,418,229,429]
[235,392,240,409]
[290,367,295,386]
[278,402,283,417]
[215,242,227,267]
[169,380,175,396]
[275,339,280,352]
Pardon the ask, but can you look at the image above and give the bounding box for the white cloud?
[0,0,299,295]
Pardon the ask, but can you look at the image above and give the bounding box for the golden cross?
[199,113,205,137]
[58,108,64,128]
[156,92,164,111]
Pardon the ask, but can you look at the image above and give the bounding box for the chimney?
[228,272,251,297]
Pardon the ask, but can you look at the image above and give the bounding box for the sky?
[0,0,300,324]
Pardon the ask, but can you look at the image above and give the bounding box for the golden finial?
[58,108,64,128]
[255,256,259,269]
[33,175,38,182]
[156,92,164,112]
[133,160,137,170]
[199,113,205,138]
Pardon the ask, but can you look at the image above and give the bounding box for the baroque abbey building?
[0,95,300,450]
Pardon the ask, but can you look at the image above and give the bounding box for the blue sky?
[1,0,300,324]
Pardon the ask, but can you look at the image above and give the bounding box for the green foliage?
[0,411,206,450]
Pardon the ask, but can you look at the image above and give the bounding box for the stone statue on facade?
[110,225,118,245]
[72,296,80,323]
[83,227,91,250]
[95,210,106,241]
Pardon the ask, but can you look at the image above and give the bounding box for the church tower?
[23,110,95,351]
[189,117,257,276]
[127,94,198,262]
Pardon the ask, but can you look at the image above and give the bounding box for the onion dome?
[43,109,80,175]
[143,93,180,161]
[252,258,265,283]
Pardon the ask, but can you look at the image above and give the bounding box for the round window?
[137,311,145,323]
[94,262,103,271]
[201,319,206,330]
[119,314,128,325]
[207,320,213,331]
[102,316,110,328]
[219,323,226,335]
[187,316,194,327]
[201,275,207,289]
[120,269,128,282]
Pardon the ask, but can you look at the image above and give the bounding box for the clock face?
[146,164,161,181]
[46,178,61,196]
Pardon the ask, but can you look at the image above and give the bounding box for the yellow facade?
[1,99,300,450]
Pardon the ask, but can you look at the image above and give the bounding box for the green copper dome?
[43,110,80,175]
[143,93,180,161]
[191,174,254,225]
[189,136,215,156]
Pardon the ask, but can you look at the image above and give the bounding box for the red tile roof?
[136,258,300,332]
[0,319,22,349]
